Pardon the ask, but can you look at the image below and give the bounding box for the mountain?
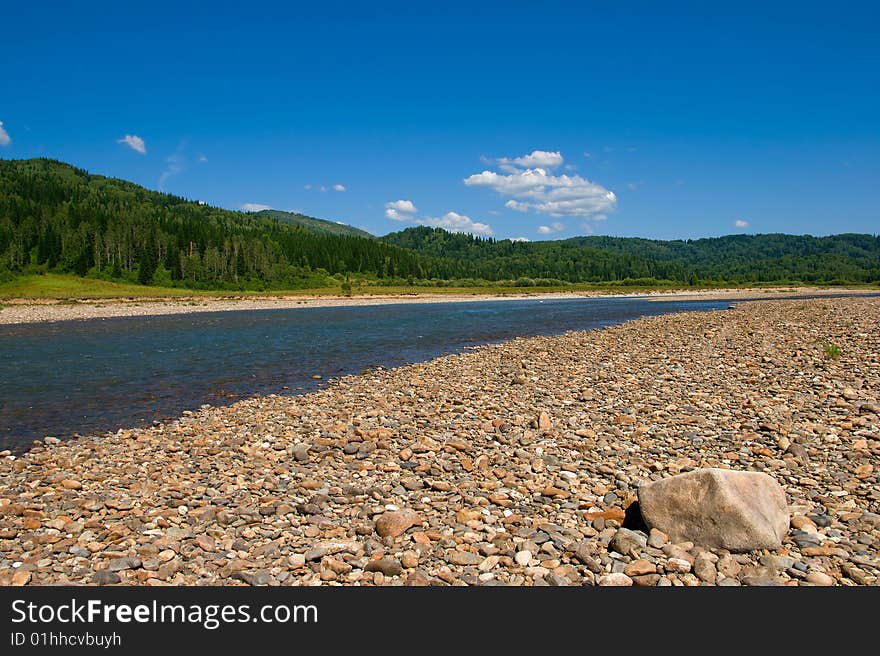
[1,157,877,291]
[381,227,880,285]
[0,158,428,289]
[380,226,686,283]
[250,209,373,239]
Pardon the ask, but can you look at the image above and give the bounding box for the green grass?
[820,340,842,359]
[0,274,218,299]
[0,274,683,300]
[0,273,876,301]
[0,276,648,300]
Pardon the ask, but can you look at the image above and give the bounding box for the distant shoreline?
[0,285,876,326]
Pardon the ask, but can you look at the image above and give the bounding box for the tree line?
[1,158,878,289]
[0,159,435,289]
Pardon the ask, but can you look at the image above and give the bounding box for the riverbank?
[0,297,877,586]
[0,285,875,325]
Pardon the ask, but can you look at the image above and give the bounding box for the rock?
[859,402,880,415]
[584,507,626,523]
[842,387,859,400]
[107,556,141,572]
[194,535,215,552]
[515,550,533,566]
[647,528,668,548]
[666,558,692,574]
[693,556,717,584]
[571,545,602,572]
[364,558,403,577]
[234,570,271,586]
[447,551,484,567]
[801,546,843,557]
[742,576,785,587]
[538,412,552,431]
[790,516,817,532]
[375,509,421,538]
[598,573,633,586]
[631,574,661,586]
[760,555,795,570]
[11,571,32,586]
[806,513,832,528]
[805,571,835,586]
[61,479,82,490]
[637,468,789,551]
[93,570,121,585]
[305,547,328,562]
[479,556,500,572]
[610,528,647,555]
[624,559,656,577]
[790,530,822,548]
[456,508,482,524]
[546,573,569,586]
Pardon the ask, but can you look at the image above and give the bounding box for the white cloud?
[466,166,617,219]
[319,185,327,193]
[385,199,418,221]
[0,121,11,147]
[385,199,490,236]
[117,134,146,154]
[304,184,312,190]
[333,184,346,192]
[498,149,563,173]
[241,203,272,212]
[735,219,749,229]
[510,237,530,242]
[419,211,493,237]
[537,222,564,235]
[197,153,208,163]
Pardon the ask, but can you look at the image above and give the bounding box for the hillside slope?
[1,158,877,290]
[0,158,427,289]
[251,209,373,239]
[382,227,880,284]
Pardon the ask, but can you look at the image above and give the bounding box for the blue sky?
[2,1,878,240]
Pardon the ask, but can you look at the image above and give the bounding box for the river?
[0,296,746,451]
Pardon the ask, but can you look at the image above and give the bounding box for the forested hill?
[250,209,373,239]
[0,158,428,289]
[1,158,877,291]
[382,227,880,285]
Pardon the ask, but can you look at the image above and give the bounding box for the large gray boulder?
[637,468,789,552]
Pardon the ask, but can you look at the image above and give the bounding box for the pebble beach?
[0,286,875,325]
[1,296,878,586]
